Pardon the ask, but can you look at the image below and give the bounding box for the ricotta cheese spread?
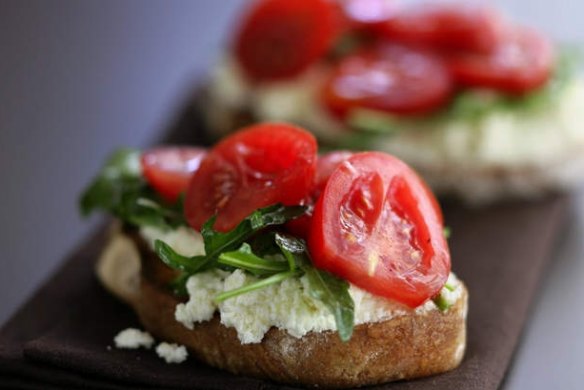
[156,342,188,364]
[114,328,154,349]
[208,56,584,201]
[140,226,464,345]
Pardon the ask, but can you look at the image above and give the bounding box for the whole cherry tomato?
[235,0,341,81]
[185,123,317,232]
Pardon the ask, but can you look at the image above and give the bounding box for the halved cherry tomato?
[234,0,340,81]
[448,26,554,94]
[141,147,207,203]
[377,4,503,54]
[309,152,450,307]
[321,44,453,118]
[185,123,317,232]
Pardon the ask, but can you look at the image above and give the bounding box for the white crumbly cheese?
[156,342,188,364]
[176,268,464,344]
[114,328,154,349]
[440,273,464,307]
[208,56,584,202]
[140,225,205,257]
[138,224,464,345]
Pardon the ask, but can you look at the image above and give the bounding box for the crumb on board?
[156,342,188,364]
[113,328,154,349]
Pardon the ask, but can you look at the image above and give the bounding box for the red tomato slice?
[309,152,450,307]
[141,147,207,203]
[234,0,340,81]
[448,26,554,93]
[321,44,453,118]
[377,4,503,54]
[185,123,317,232]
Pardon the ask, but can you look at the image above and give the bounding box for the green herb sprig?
[432,280,457,312]
[155,205,355,341]
[79,148,186,230]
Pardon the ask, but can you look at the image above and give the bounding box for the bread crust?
[99,230,468,388]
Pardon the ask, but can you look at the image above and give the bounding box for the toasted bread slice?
[97,229,468,388]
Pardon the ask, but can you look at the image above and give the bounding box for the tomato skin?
[140,147,207,203]
[377,4,503,54]
[234,0,341,81]
[315,151,355,196]
[308,152,450,307]
[321,44,453,118]
[448,26,554,94]
[185,123,317,232]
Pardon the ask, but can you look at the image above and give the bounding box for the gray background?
[0,1,582,389]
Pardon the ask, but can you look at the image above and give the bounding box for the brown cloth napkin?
[0,194,569,390]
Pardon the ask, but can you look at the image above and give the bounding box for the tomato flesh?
[448,26,554,93]
[234,0,340,81]
[378,4,503,54]
[309,152,450,307]
[321,44,453,118]
[141,147,207,203]
[185,123,317,232]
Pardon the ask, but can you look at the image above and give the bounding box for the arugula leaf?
[303,266,355,342]
[153,204,356,341]
[432,281,457,312]
[169,272,190,296]
[218,243,289,276]
[347,108,399,135]
[329,33,362,60]
[80,148,141,216]
[274,233,355,342]
[154,240,206,274]
[155,204,307,293]
[444,47,581,121]
[433,292,452,312]
[214,270,301,303]
[202,204,306,258]
[249,231,283,257]
[443,226,452,240]
[79,148,185,230]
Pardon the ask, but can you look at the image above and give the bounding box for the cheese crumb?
[156,342,188,364]
[114,328,154,349]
